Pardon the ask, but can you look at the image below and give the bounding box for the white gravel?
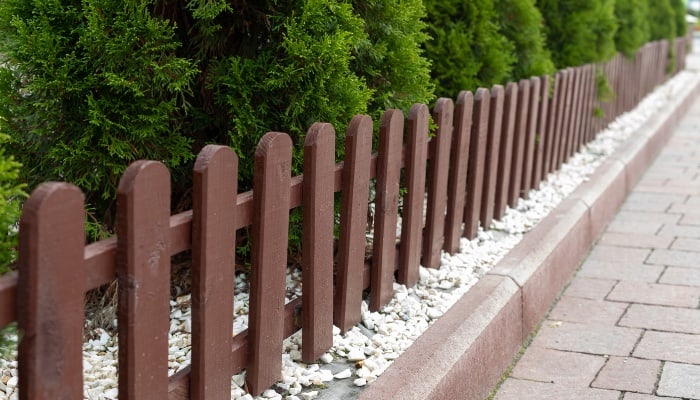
[0,68,697,400]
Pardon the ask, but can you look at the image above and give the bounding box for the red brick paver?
[493,82,700,399]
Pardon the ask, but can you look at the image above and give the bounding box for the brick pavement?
[492,89,700,399]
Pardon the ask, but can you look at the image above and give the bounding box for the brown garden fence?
[0,36,691,399]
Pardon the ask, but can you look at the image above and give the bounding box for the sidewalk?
[492,89,700,399]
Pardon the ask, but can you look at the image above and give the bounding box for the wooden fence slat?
[583,65,595,144]
[464,88,491,239]
[398,104,429,285]
[544,72,562,177]
[558,69,575,167]
[423,98,454,268]
[552,70,570,171]
[508,80,530,207]
[18,183,85,400]
[334,115,372,332]
[444,91,474,253]
[531,75,550,190]
[302,123,335,362]
[494,82,518,220]
[521,77,541,197]
[116,161,171,399]
[567,68,582,159]
[370,109,403,311]
[247,132,292,395]
[480,85,504,228]
[191,145,238,399]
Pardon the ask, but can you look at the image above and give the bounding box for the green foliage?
[648,0,677,41]
[211,0,371,182]
[672,0,688,37]
[614,0,650,58]
[0,0,197,234]
[496,0,555,81]
[351,0,435,122]
[0,133,25,273]
[423,0,515,98]
[536,0,618,68]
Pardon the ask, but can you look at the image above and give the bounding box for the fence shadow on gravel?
[0,36,690,399]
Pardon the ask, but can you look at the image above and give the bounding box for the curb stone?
[357,76,700,400]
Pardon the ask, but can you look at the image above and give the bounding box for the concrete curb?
[358,76,700,400]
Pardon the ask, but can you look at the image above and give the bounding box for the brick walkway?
[493,92,700,399]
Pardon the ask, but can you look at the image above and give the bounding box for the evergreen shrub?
[614,0,650,58]
[496,0,555,81]
[0,133,25,273]
[423,0,515,98]
[536,0,618,68]
[648,0,677,41]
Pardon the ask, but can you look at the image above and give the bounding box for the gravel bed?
[0,69,697,400]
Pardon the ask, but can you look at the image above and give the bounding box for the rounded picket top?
[255,131,293,160]
[21,182,85,224]
[408,103,430,127]
[194,144,239,177]
[117,160,171,197]
[305,122,336,149]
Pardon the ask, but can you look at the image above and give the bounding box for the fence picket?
[532,75,550,190]
[398,104,429,285]
[464,88,491,239]
[444,91,474,253]
[116,161,171,399]
[18,183,85,400]
[423,99,454,268]
[191,145,238,399]
[558,69,575,167]
[302,123,335,362]
[370,110,403,311]
[509,79,530,206]
[480,85,504,228]
[494,82,518,220]
[567,68,582,159]
[544,72,561,177]
[521,77,541,197]
[334,115,372,332]
[247,132,292,395]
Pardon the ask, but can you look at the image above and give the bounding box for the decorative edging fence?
[358,46,700,400]
[0,36,691,399]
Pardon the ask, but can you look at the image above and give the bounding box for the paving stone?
[670,237,700,251]
[588,245,652,264]
[510,347,605,386]
[623,394,680,400]
[657,362,700,399]
[549,296,628,325]
[578,260,664,282]
[647,249,700,269]
[621,193,687,213]
[599,232,674,249]
[531,320,641,356]
[619,304,700,334]
[680,213,700,226]
[592,356,661,394]
[607,281,700,307]
[494,378,620,400]
[634,330,700,364]
[564,277,618,301]
[659,266,700,287]
[658,224,700,239]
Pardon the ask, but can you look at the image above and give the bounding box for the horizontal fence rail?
[0,36,690,399]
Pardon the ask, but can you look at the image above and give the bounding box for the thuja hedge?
[0,0,690,242]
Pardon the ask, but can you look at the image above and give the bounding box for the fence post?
[334,115,372,332]
[480,85,504,228]
[302,123,335,362]
[247,132,292,395]
[371,109,403,311]
[191,145,238,399]
[464,88,490,239]
[509,79,530,207]
[543,72,561,178]
[494,82,517,220]
[532,75,550,190]
[18,183,85,400]
[116,161,171,399]
[398,104,428,285]
[522,77,541,197]
[444,91,474,253]
[423,98,454,269]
